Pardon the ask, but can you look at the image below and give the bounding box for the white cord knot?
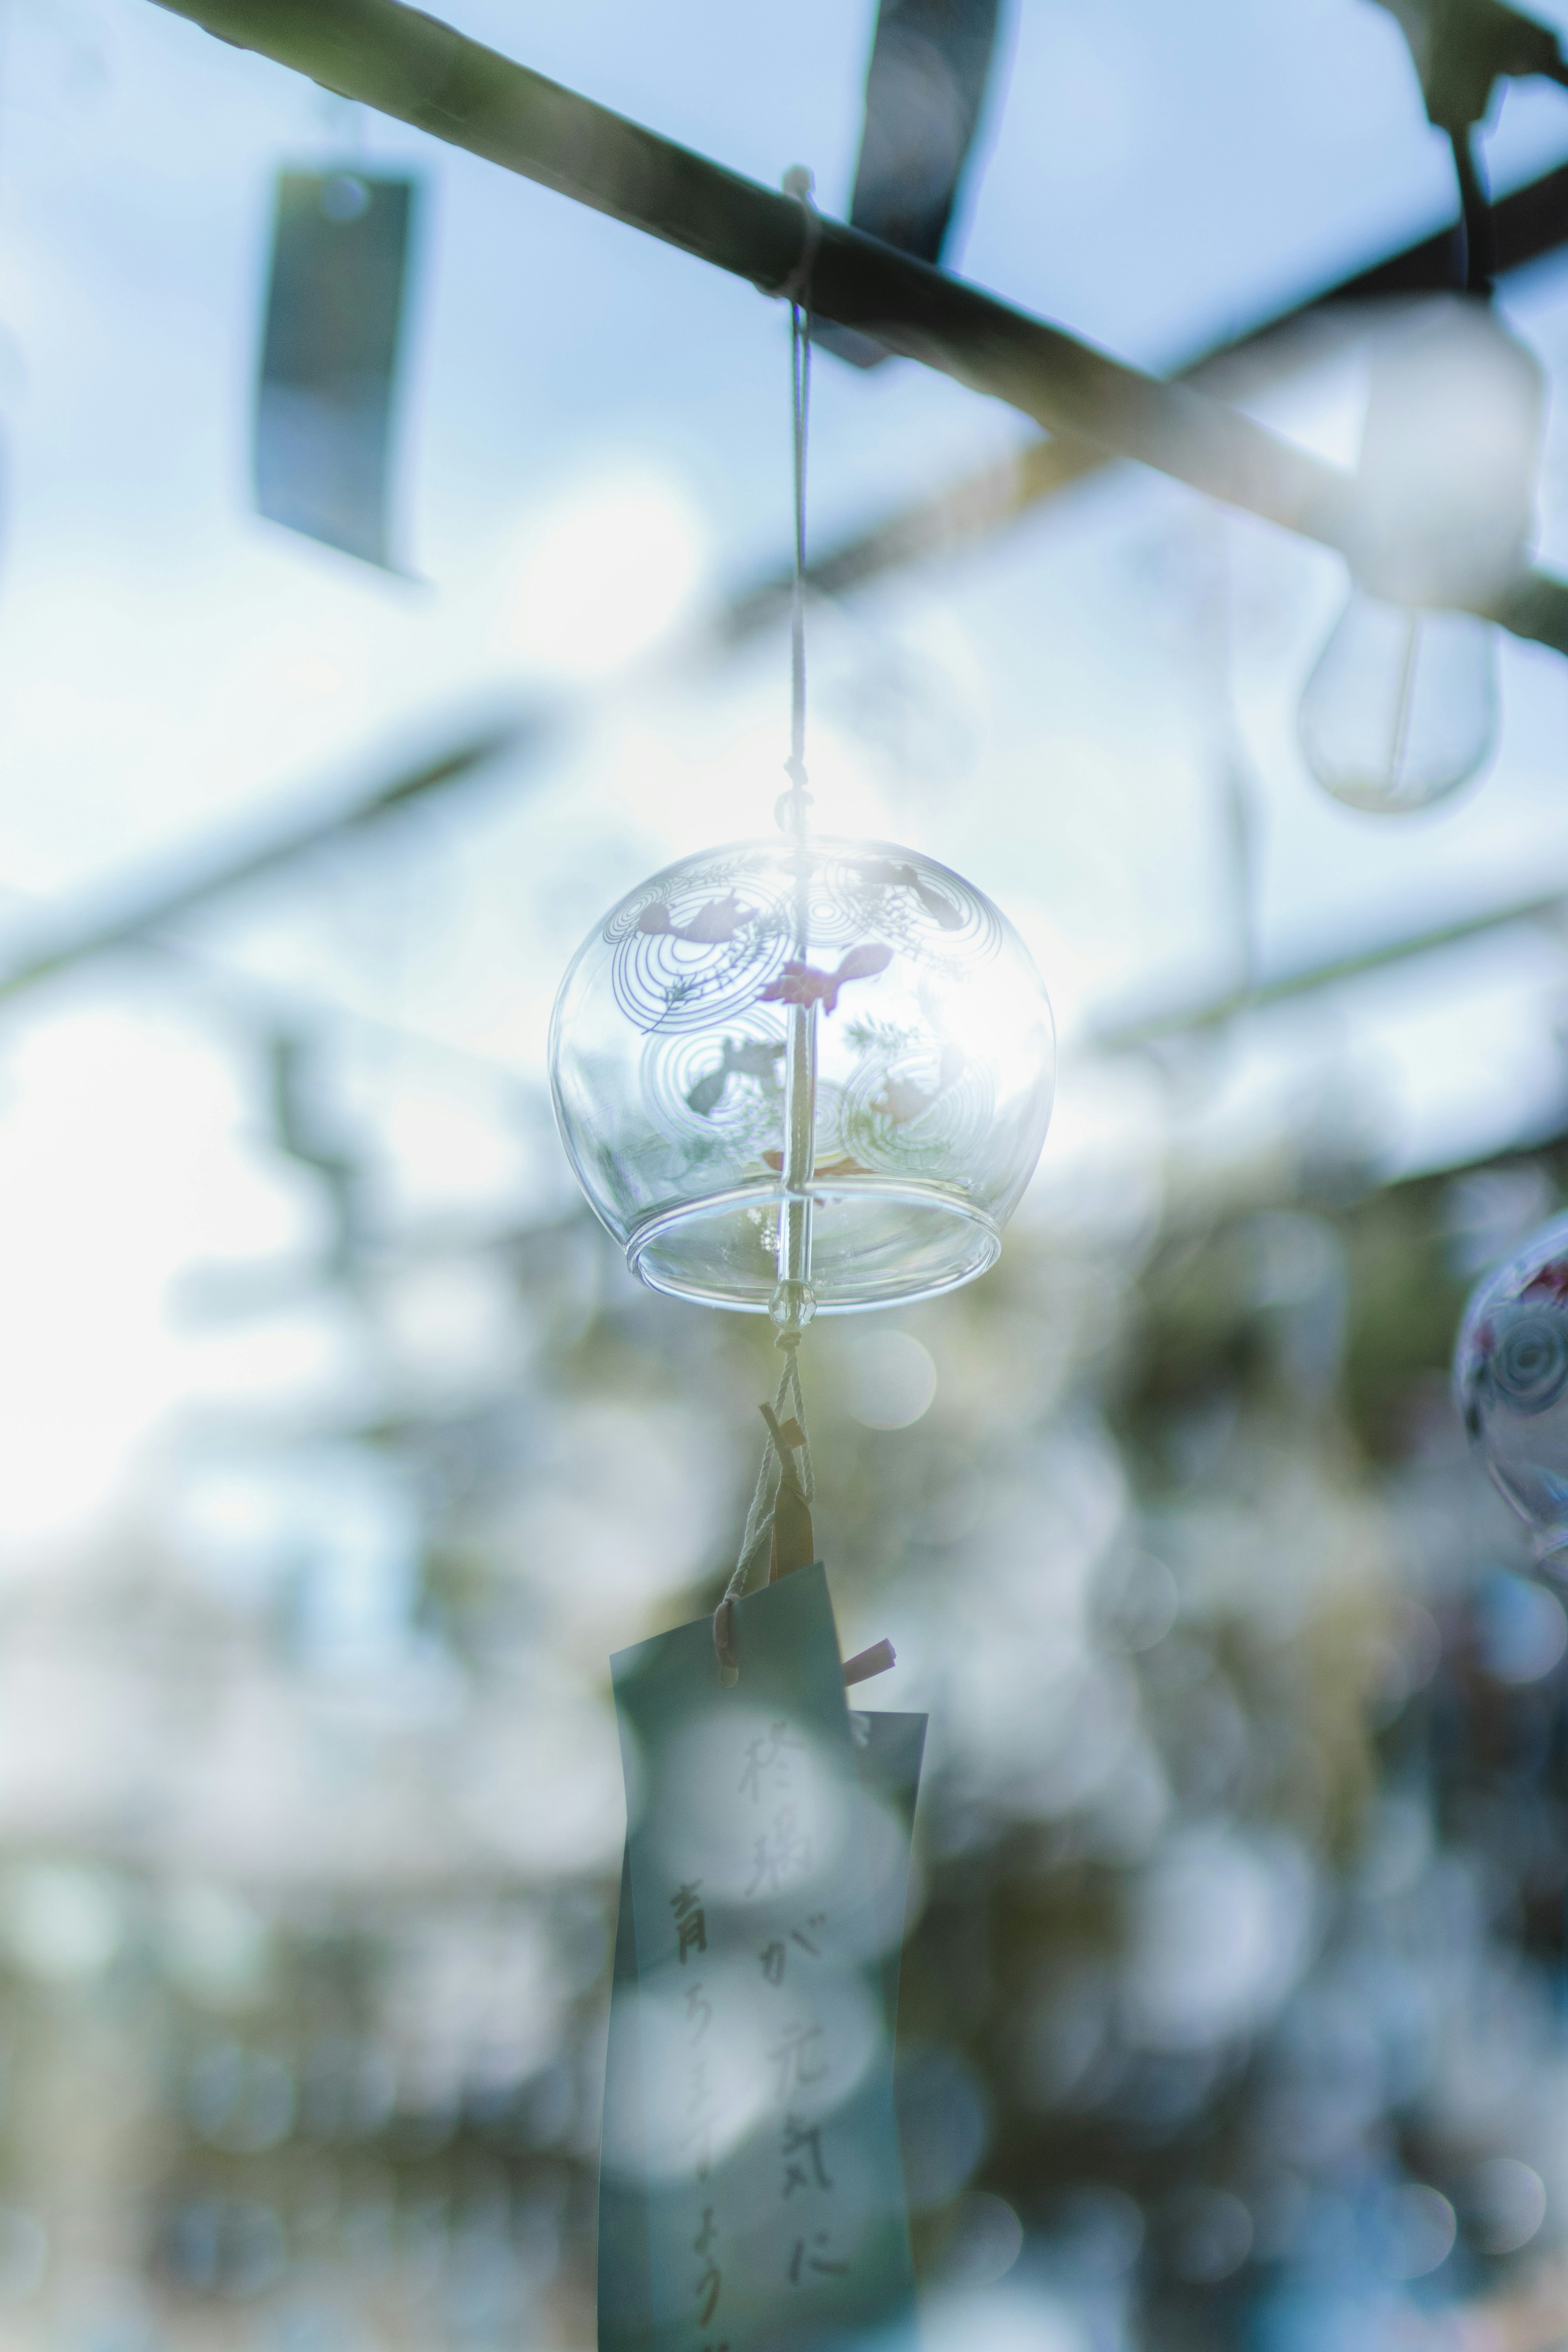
[771,164,820,307]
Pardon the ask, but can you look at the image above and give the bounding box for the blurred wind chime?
[548,173,1054,2352]
[1456,1216,1568,1568]
[1402,9,1568,1578]
[1299,0,1548,813]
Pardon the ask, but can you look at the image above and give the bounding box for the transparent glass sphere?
[1454,1212,1568,1558]
[1298,592,1497,815]
[549,835,1055,1310]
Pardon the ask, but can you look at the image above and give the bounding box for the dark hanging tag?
[254,170,415,568]
[601,1566,920,2352]
[818,0,1004,370]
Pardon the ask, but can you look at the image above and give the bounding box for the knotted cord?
[724,1336,816,1607]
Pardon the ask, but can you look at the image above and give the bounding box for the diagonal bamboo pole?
[726,158,1568,630]
[0,718,529,1004]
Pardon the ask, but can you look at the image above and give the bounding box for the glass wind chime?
[550,186,1055,1606]
[1295,286,1543,817]
[1455,1213,1568,1566]
[559,182,1054,2352]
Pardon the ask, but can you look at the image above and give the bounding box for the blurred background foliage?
[8,1120,1561,2352]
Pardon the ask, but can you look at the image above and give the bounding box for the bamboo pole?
[150,0,1568,657]
[150,0,1344,541]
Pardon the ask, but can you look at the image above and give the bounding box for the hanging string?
[777,165,816,845]
[1450,127,1495,299]
[716,172,820,1677]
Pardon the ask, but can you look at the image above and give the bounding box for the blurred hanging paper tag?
[600,1565,921,2352]
[254,171,415,570]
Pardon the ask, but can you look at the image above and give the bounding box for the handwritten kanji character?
[693,2206,717,2256]
[767,2022,828,2101]
[685,1980,713,2039]
[788,2232,850,2284]
[780,2115,832,2196]
[737,1721,804,1802]
[759,1940,786,1986]
[746,1805,810,1896]
[671,1880,708,1962]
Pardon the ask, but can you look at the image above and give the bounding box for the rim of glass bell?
[624,1175,1003,1314]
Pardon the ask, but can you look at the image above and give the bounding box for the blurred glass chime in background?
[1297,591,1497,814]
[1298,296,1543,811]
[1454,1208,1568,1563]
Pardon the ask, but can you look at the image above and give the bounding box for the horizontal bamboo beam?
[1092,885,1568,1052]
[151,0,1568,655]
[0,718,529,1004]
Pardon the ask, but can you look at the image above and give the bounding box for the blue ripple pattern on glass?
[549,835,1055,1313]
[1454,1210,1568,1557]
